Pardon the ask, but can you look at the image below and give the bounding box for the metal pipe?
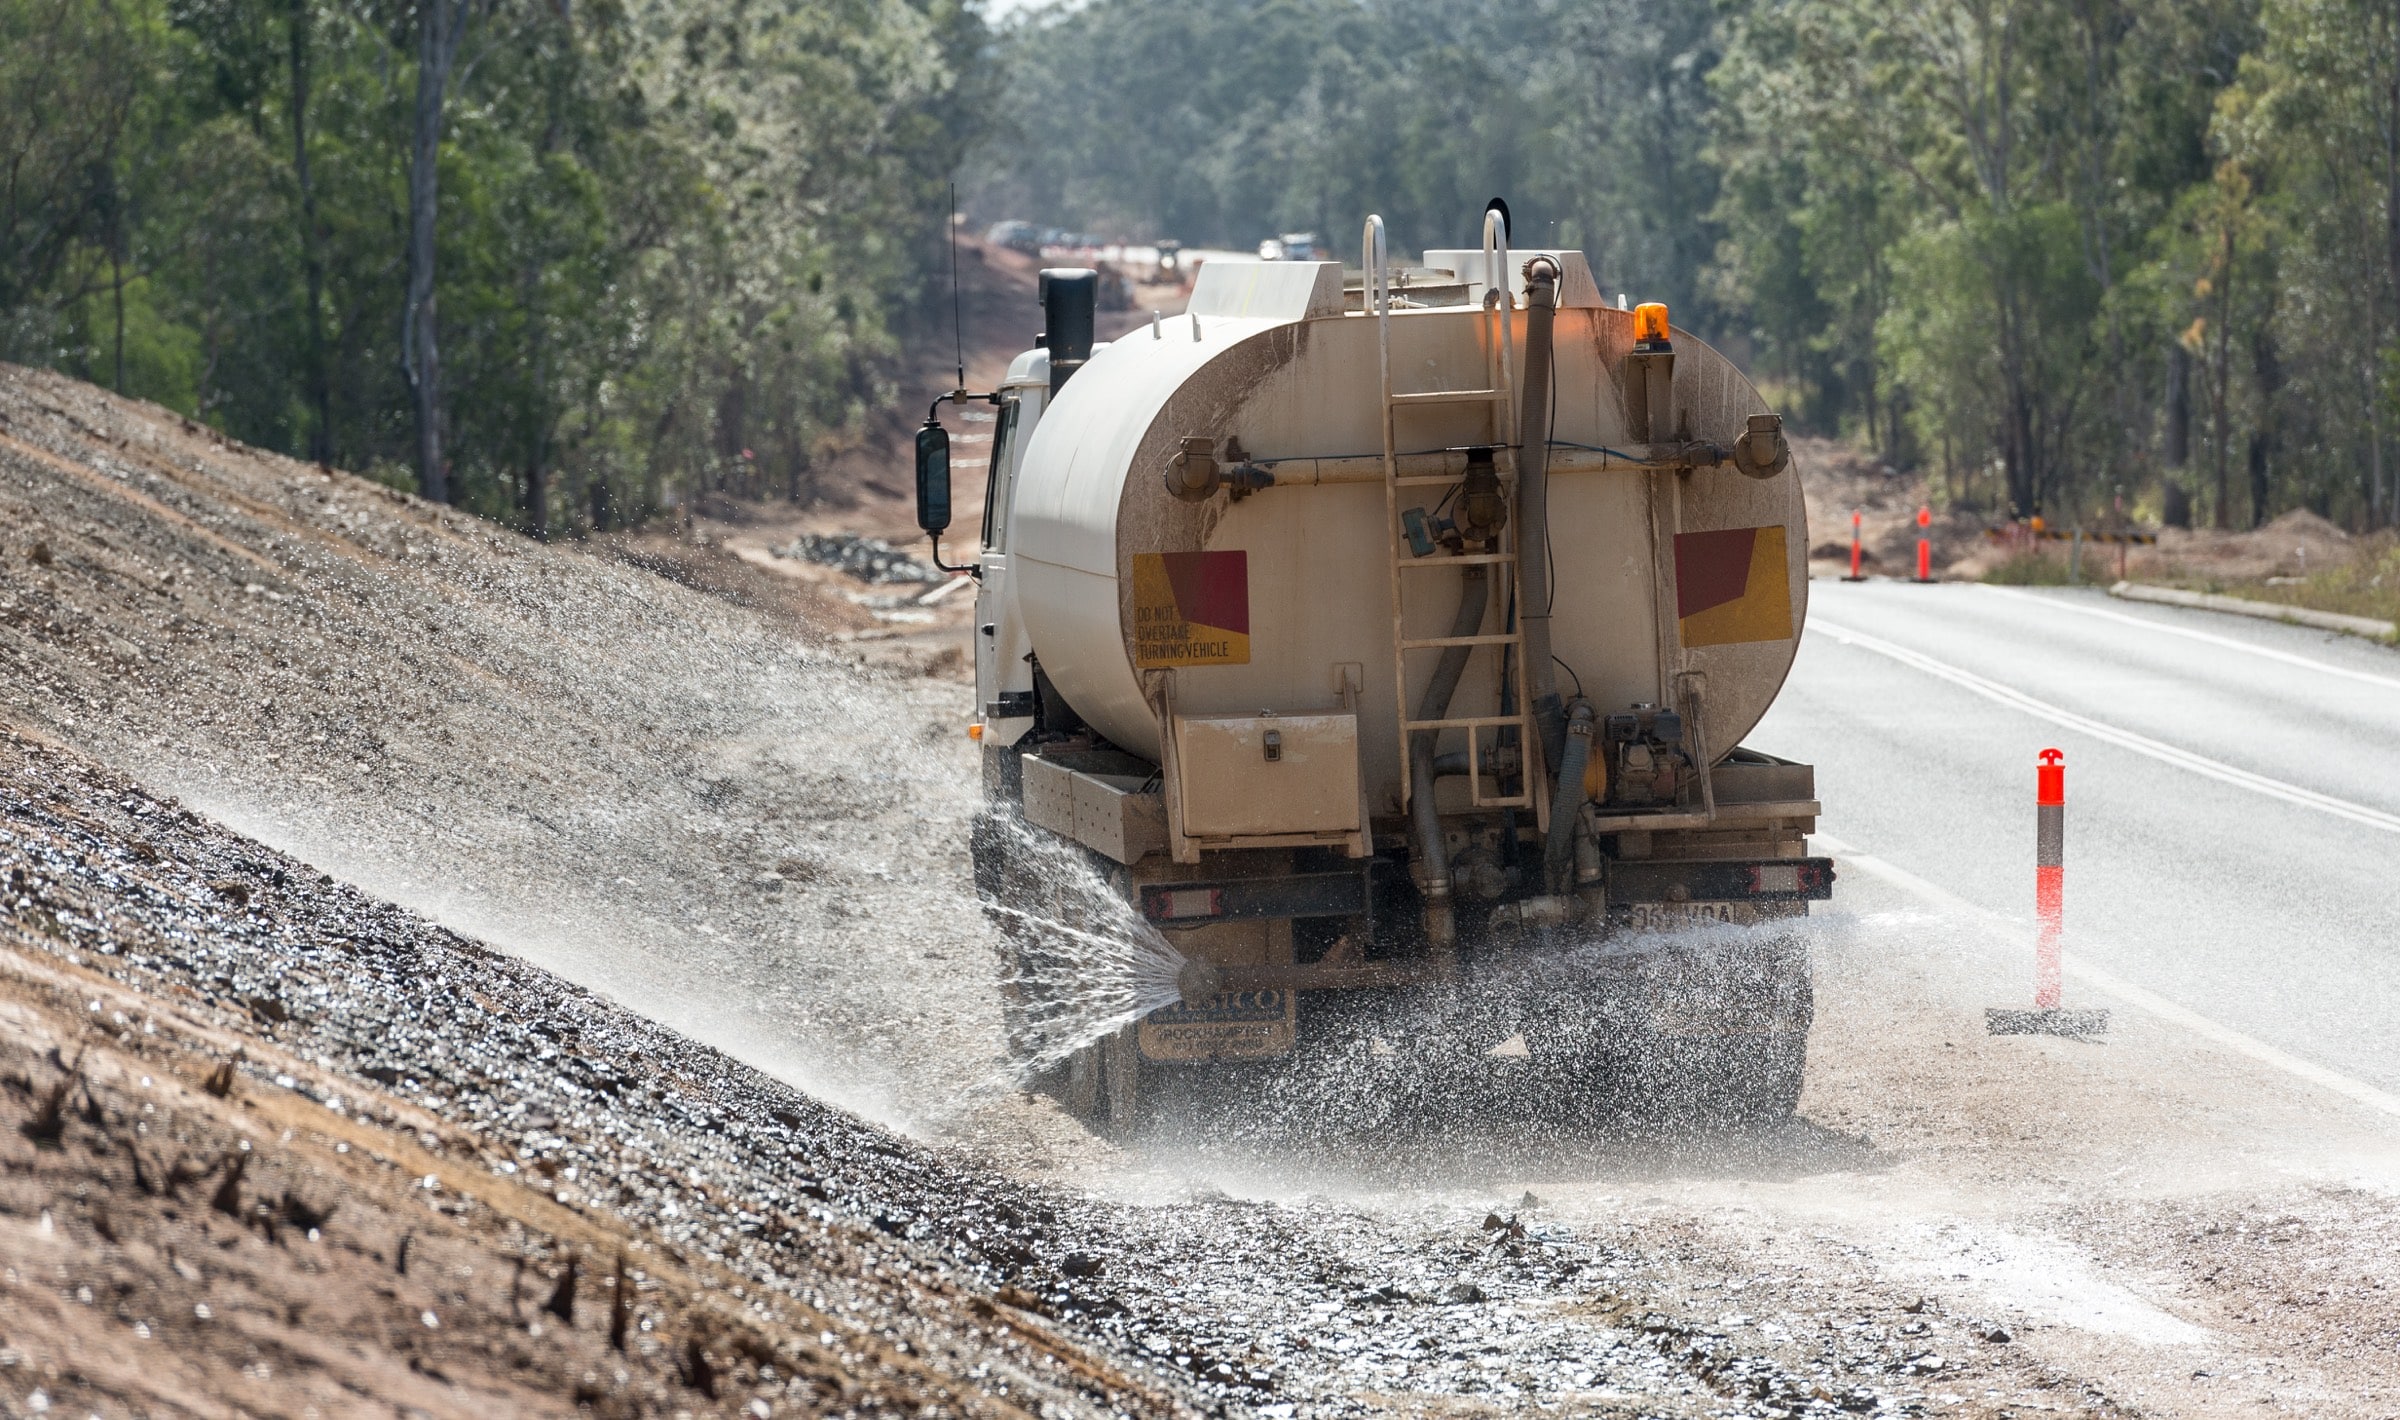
[1182,959,1436,997]
[1409,564,1489,956]
[1542,698,1594,892]
[1518,256,1566,774]
[1253,443,1707,486]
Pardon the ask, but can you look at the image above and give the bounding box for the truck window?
[981,395,1020,551]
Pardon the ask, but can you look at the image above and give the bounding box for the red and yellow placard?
[1673,525,1792,648]
[1132,551,1250,666]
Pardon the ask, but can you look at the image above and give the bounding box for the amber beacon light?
[1632,301,1672,347]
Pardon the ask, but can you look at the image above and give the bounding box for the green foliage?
[0,0,987,535]
[978,0,1729,325]
[1712,0,2391,527]
[19,0,2395,540]
[986,0,2395,531]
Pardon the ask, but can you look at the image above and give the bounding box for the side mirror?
[914,417,951,535]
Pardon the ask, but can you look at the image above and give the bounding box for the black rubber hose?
[1543,698,1595,893]
[1517,257,1566,774]
[1409,564,1489,937]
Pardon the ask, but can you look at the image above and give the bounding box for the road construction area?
[8,361,2400,1418]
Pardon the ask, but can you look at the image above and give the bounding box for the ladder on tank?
[1364,211,1545,828]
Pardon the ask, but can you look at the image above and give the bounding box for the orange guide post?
[2035,747,2064,1009]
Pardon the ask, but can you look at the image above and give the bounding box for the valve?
[1733,413,1790,480]
[1165,437,1219,502]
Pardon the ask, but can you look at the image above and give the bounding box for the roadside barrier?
[1988,747,2109,1038]
[1985,521,2158,581]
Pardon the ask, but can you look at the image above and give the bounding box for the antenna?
[950,180,966,393]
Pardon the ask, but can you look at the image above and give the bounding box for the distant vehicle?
[985,220,1042,256]
[1256,237,1285,261]
[1278,232,1324,261]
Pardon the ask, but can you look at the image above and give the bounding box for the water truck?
[917,211,1831,1127]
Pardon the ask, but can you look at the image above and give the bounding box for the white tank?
[1006,250,1806,823]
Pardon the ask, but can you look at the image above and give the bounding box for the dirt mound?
[1787,434,2381,587]
[1790,436,1985,576]
[2141,506,2355,582]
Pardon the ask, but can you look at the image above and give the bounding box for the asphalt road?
[1752,578,2400,1095]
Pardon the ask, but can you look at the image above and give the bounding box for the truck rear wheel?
[1062,1026,1144,1135]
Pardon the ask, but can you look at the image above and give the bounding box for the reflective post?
[2036,747,2064,1009]
[1988,746,2107,1036]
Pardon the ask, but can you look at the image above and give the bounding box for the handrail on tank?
[1364,214,1394,475]
[1482,206,1512,311]
[1363,213,1391,319]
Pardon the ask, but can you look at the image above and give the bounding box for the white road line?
[1816,831,2400,1122]
[1809,617,2400,836]
[1976,584,2400,692]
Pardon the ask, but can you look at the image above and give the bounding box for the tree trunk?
[1996,292,2039,518]
[288,0,331,465]
[110,245,125,393]
[2210,226,2236,531]
[527,456,549,539]
[2371,292,2389,528]
[2165,342,2190,468]
[2164,340,2192,529]
[2004,390,2037,517]
[2249,321,2282,529]
[2383,0,2399,524]
[2385,0,2400,349]
[402,0,470,504]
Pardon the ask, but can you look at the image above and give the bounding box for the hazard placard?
[1132,551,1250,667]
[1673,525,1793,648]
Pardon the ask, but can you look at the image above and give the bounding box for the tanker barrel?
[1039,268,1098,395]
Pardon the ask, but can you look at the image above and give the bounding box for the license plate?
[1620,901,1765,933]
[1139,990,1295,1062]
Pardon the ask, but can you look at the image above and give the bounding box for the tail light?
[1747,861,1826,895]
[1143,886,1224,921]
